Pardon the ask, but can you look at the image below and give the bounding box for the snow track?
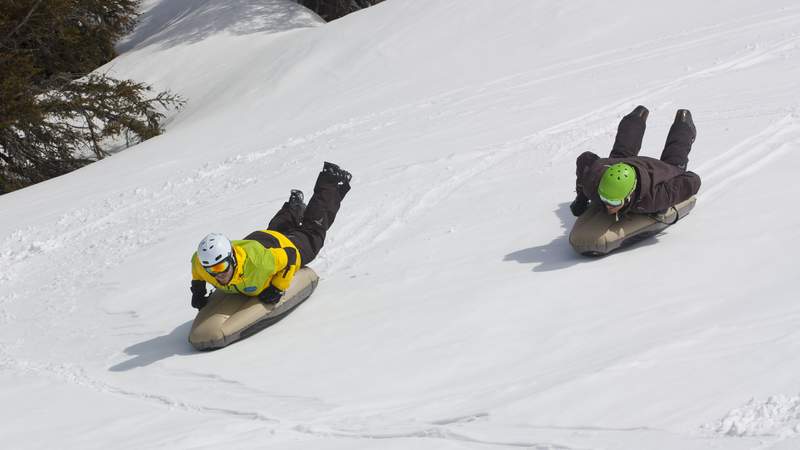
[697,114,800,202]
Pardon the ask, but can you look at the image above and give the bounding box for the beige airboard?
[569,196,697,256]
[189,267,319,350]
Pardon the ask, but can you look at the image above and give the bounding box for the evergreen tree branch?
[0,0,44,48]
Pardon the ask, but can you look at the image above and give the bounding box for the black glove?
[190,280,208,310]
[570,192,589,217]
[258,285,284,304]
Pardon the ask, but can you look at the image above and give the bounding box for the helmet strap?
[624,179,637,204]
[229,251,237,272]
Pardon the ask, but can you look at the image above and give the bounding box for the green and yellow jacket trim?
[191,230,301,296]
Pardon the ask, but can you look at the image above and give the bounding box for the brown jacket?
[576,151,701,214]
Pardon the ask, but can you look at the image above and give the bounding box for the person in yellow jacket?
[190,162,352,309]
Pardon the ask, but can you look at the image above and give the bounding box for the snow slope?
[2,0,800,448]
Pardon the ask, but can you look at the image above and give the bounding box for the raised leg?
[267,190,305,234]
[660,109,696,170]
[284,162,351,265]
[609,105,649,159]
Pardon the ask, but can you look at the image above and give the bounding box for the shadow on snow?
[503,201,662,271]
[504,202,582,272]
[109,320,195,372]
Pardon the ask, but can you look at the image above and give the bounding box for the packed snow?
[2,0,800,448]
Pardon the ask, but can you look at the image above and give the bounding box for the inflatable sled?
[569,196,697,256]
[189,267,319,350]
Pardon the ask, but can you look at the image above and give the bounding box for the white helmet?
[197,233,233,267]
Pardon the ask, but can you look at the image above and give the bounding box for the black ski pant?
[264,171,344,266]
[609,109,695,170]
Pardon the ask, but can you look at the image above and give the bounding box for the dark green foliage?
[0,0,184,193]
[298,0,384,22]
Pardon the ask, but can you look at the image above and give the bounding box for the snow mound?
[708,395,800,437]
[117,0,322,52]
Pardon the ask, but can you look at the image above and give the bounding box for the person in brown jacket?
[570,105,701,218]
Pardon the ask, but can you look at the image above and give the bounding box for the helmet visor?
[599,193,624,207]
[204,257,231,275]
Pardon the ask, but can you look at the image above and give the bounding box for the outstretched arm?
[571,151,599,216]
[571,191,590,216]
[190,253,210,309]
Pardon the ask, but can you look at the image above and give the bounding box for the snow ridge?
[708,395,800,438]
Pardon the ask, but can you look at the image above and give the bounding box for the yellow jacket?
[191,230,301,296]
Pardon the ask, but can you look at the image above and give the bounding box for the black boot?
[674,109,696,144]
[322,161,352,198]
[289,189,306,216]
[631,105,649,121]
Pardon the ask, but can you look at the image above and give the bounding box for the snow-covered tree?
[0,0,183,193]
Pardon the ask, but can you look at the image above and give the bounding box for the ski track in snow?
[0,343,583,449]
[696,113,800,203]
[489,5,800,91]
[0,344,281,423]
[293,424,580,450]
[2,7,800,447]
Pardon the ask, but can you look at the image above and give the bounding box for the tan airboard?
[569,196,697,256]
[189,267,319,350]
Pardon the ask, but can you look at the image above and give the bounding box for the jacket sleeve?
[265,247,299,292]
[191,253,206,281]
[650,171,701,212]
[575,151,599,196]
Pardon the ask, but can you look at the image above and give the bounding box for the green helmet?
[598,163,637,206]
